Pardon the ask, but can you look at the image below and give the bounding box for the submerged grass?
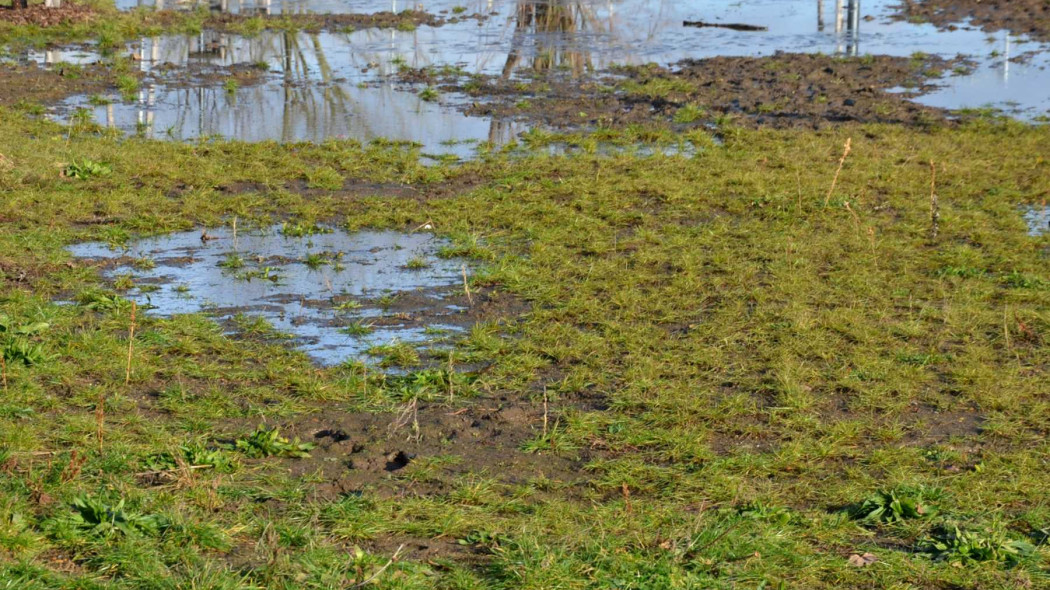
[0,107,1047,589]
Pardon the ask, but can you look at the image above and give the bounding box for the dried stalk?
[350,544,404,588]
[929,160,939,240]
[843,201,861,233]
[462,265,473,305]
[447,352,454,403]
[125,301,137,386]
[95,390,105,453]
[542,387,549,438]
[824,137,852,207]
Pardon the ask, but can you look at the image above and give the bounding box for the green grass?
[0,106,1047,589]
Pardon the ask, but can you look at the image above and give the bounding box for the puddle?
[1025,205,1049,236]
[39,30,529,155]
[28,0,1050,148]
[67,226,473,366]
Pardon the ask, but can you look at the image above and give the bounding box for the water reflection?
[31,0,1050,145]
[1026,205,1049,237]
[58,29,526,152]
[67,226,471,366]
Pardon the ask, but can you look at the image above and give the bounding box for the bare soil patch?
[894,0,1050,41]
[419,52,966,129]
[0,3,97,26]
[0,62,115,106]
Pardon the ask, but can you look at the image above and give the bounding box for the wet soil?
[0,57,267,109]
[0,4,476,31]
[0,3,98,27]
[0,61,118,106]
[419,52,966,130]
[894,0,1050,41]
[279,390,587,500]
[149,60,268,88]
[201,9,478,34]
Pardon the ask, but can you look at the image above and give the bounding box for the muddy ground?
[203,9,479,33]
[0,3,479,31]
[0,3,97,26]
[0,60,117,106]
[0,56,274,108]
[411,52,967,130]
[894,0,1050,41]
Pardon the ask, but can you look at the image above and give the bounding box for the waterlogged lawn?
[0,109,1048,588]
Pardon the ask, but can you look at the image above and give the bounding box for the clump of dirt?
[0,3,98,26]
[893,0,1050,41]
[420,52,965,129]
[0,62,116,106]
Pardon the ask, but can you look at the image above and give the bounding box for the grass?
[0,104,1047,589]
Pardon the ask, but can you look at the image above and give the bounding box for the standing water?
[67,226,473,366]
[29,0,1050,147]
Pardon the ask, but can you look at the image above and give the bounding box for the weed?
[281,222,331,237]
[1001,271,1046,289]
[403,256,430,270]
[920,525,1036,565]
[143,443,236,473]
[235,425,314,458]
[64,159,112,179]
[218,252,245,270]
[77,290,132,312]
[68,496,168,538]
[850,489,936,524]
[0,315,51,366]
[333,298,362,313]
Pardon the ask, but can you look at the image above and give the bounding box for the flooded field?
[67,226,472,365]
[8,0,1047,150]
[2,1,1050,587]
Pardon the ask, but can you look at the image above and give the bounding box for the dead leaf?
[847,552,877,567]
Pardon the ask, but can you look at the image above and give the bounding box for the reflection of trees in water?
[121,29,513,147]
[502,0,599,78]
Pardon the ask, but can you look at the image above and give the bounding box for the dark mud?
[0,61,117,106]
[0,56,268,110]
[201,9,477,34]
[421,52,966,129]
[280,391,587,501]
[0,3,97,27]
[0,5,475,31]
[147,60,268,88]
[894,0,1050,41]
